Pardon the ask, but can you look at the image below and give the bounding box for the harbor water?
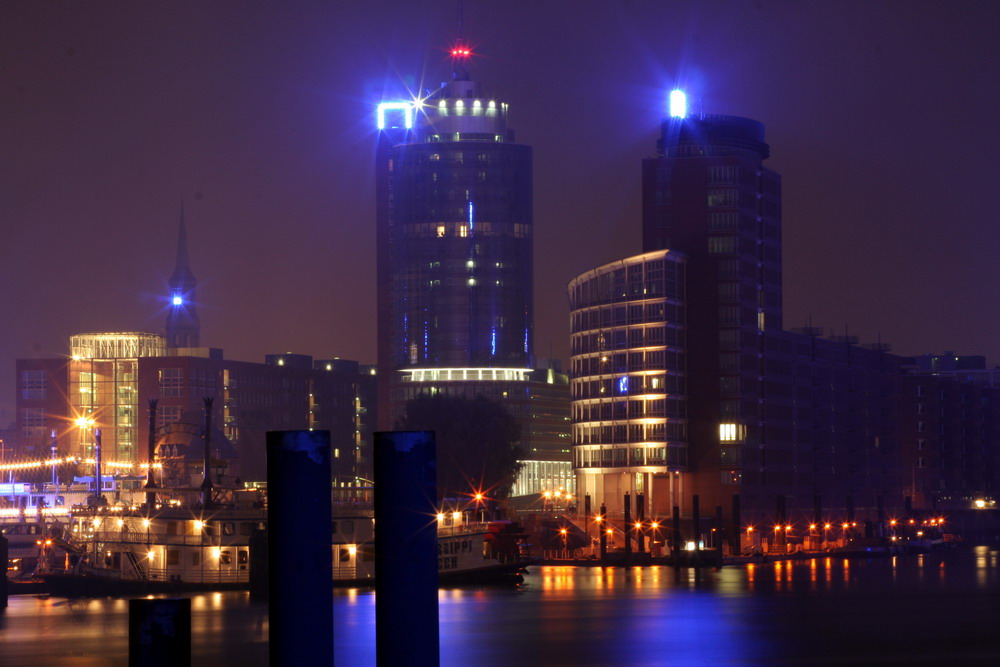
[1,546,998,666]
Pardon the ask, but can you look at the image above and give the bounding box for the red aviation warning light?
[450,44,473,58]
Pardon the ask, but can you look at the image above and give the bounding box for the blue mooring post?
[266,430,332,667]
[374,431,439,667]
[128,598,191,666]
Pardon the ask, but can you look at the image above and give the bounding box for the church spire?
[166,203,200,348]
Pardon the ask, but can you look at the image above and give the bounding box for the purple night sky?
[3,2,999,421]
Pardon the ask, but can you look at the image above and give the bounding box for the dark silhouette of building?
[166,206,200,349]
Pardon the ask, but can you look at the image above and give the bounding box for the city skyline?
[4,1,1000,422]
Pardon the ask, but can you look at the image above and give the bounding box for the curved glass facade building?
[376,56,533,426]
[568,250,687,516]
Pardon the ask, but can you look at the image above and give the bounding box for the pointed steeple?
[171,201,194,285]
[166,203,200,348]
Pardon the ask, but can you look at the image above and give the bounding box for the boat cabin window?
[167,549,179,566]
[220,550,232,565]
[222,522,235,536]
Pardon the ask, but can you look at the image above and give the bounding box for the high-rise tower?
[640,96,783,511]
[166,206,200,348]
[375,45,534,427]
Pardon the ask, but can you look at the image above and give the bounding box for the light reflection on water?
[336,547,1000,666]
[0,548,998,666]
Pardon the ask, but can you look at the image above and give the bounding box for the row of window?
[571,349,684,376]
[573,420,687,444]
[571,302,681,331]
[572,326,683,355]
[573,445,687,468]
[572,397,684,421]
[400,221,532,238]
[572,373,684,398]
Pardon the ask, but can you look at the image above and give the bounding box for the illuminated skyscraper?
[375,45,534,427]
[166,207,200,348]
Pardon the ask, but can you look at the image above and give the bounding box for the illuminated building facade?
[568,250,687,516]
[69,332,167,463]
[17,345,372,483]
[373,45,568,496]
[375,46,533,429]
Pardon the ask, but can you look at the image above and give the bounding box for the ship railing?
[91,529,247,547]
[333,565,357,580]
[144,567,248,584]
[437,521,490,537]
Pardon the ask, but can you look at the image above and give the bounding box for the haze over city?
[4,0,999,421]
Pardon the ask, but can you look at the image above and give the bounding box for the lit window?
[436,225,446,238]
[719,423,746,442]
[459,225,468,238]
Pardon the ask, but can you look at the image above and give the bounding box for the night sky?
[4,1,1000,422]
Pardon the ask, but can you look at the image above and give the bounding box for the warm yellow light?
[436,513,445,522]
[809,524,817,531]
[606,528,613,535]
[975,499,986,509]
[147,551,155,560]
[651,522,659,529]
[452,511,461,521]
[474,493,484,502]
[774,525,781,532]
[890,519,897,526]
[75,416,95,428]
[347,545,357,556]
[842,523,850,530]
[142,519,151,528]
[116,519,124,528]
[634,522,642,529]
[543,491,551,499]
[194,520,204,531]
[559,528,567,535]
[784,525,791,531]
[824,523,832,530]
[93,519,102,528]
[746,526,754,533]
[594,515,602,523]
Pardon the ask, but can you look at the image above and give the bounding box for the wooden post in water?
[715,505,725,567]
[636,493,645,554]
[374,431,438,667]
[266,430,332,667]
[145,399,158,509]
[623,493,632,562]
[672,505,682,561]
[599,502,608,561]
[692,494,701,565]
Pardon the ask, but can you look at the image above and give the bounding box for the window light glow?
[669,89,687,118]
[377,101,413,130]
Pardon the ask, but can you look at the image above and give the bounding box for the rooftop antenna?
[450,0,471,81]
